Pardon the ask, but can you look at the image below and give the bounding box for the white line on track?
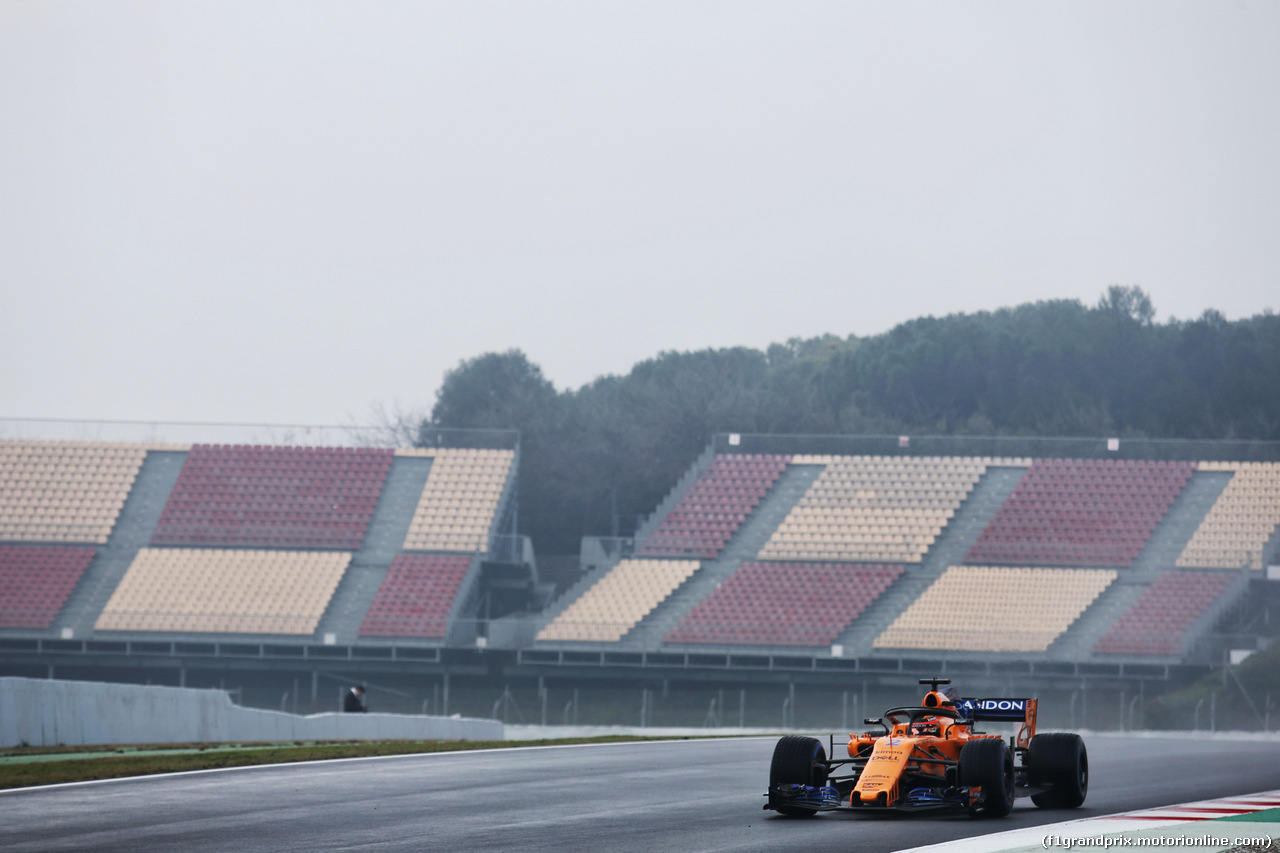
[899,790,1280,853]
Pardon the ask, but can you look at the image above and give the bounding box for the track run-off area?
[2,733,1279,853]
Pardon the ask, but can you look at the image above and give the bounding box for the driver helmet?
[910,716,941,737]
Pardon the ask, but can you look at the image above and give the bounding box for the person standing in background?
[344,684,367,712]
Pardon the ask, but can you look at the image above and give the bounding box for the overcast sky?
[2,1,1277,427]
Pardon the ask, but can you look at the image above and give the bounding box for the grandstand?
[96,548,351,635]
[150,445,394,550]
[664,562,902,647]
[536,558,701,642]
[635,454,788,559]
[528,436,1274,667]
[1093,570,1243,656]
[964,459,1195,567]
[872,565,1117,653]
[758,455,1012,563]
[1178,462,1280,571]
[2,427,1279,722]
[358,553,475,639]
[0,545,96,629]
[0,435,530,651]
[0,440,150,544]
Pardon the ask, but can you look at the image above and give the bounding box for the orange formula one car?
[765,678,1087,818]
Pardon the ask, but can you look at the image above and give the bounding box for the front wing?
[766,784,974,814]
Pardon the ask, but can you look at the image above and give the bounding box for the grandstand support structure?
[0,635,1193,724]
[1180,569,1255,663]
[442,555,487,648]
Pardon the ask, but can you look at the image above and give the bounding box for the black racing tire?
[769,735,828,818]
[1028,733,1088,809]
[959,737,1015,818]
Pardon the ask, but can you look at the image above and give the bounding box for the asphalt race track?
[3,734,1280,853]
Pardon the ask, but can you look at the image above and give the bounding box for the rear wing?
[955,698,1038,748]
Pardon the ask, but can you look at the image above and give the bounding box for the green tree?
[413,291,1280,556]
[425,349,558,434]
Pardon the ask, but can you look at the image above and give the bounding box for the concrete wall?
[0,677,503,747]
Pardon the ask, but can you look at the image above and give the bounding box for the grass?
[0,736,681,790]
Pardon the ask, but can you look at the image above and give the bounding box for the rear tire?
[769,735,828,818]
[959,737,1015,817]
[1028,733,1088,808]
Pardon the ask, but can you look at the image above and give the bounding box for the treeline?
[414,287,1280,555]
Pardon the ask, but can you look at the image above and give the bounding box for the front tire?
[960,737,1015,817]
[769,735,828,818]
[1028,733,1088,808]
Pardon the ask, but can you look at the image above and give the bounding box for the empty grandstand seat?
[637,455,789,559]
[873,565,1116,652]
[0,544,96,629]
[0,440,147,544]
[537,559,700,643]
[150,445,393,550]
[964,459,1194,568]
[402,449,515,553]
[664,561,902,647]
[758,455,1004,564]
[1177,462,1280,570]
[358,554,474,638]
[1093,570,1236,655]
[95,548,350,635]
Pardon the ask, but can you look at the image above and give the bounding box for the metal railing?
[714,432,1280,461]
[483,535,534,569]
[579,537,635,567]
[0,417,519,451]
